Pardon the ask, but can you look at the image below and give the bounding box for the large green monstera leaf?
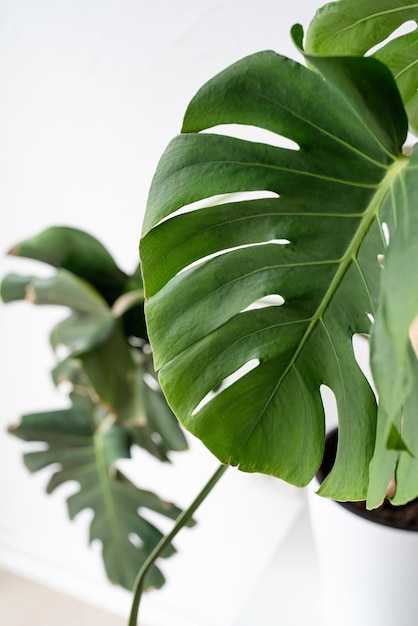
[141,42,418,507]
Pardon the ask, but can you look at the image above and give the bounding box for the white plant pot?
[308,437,418,626]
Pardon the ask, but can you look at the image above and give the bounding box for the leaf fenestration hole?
[157,190,280,227]
[382,222,390,246]
[377,254,384,269]
[319,384,338,431]
[409,312,418,358]
[241,293,285,312]
[201,123,300,151]
[179,238,290,276]
[366,21,417,56]
[352,333,376,398]
[129,533,144,549]
[192,358,260,416]
[143,372,160,391]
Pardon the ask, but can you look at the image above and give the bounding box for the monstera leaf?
[366,153,418,507]
[6,225,148,339]
[8,226,129,304]
[2,226,190,588]
[141,45,418,506]
[305,0,418,134]
[9,393,191,590]
[1,233,188,460]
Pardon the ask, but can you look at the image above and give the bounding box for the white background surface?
[1,1,324,624]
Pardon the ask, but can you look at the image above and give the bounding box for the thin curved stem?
[128,462,229,626]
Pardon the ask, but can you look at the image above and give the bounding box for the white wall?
[0,1,320,624]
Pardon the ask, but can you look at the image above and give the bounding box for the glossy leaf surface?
[141,49,415,503]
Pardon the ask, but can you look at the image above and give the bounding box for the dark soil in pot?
[318,429,418,531]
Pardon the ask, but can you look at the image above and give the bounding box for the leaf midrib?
[158,164,393,366]
[248,155,409,429]
[94,430,129,581]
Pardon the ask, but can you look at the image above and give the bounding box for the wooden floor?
[0,569,125,626]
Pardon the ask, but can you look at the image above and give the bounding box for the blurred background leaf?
[2,226,191,590]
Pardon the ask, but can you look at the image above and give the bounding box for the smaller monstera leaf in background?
[1,226,190,589]
[7,225,148,340]
[135,357,190,455]
[8,226,129,304]
[1,227,188,459]
[1,268,116,352]
[8,393,192,590]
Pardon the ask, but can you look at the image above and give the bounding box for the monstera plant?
[1,226,193,592]
[5,1,418,622]
[140,0,418,515]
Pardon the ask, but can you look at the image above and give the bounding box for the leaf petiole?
[128,462,229,626]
